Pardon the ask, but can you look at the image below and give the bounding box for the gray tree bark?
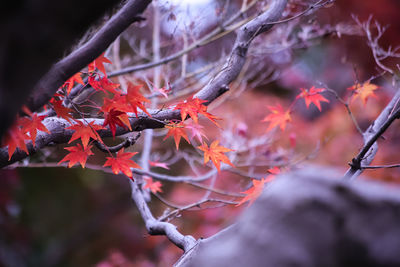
[0,0,152,139]
[177,168,400,267]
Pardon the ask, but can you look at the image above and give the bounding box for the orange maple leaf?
[63,72,84,95]
[20,113,50,146]
[348,80,379,105]
[88,52,112,77]
[262,104,291,132]
[197,140,234,172]
[66,120,105,148]
[164,122,190,150]
[102,108,132,138]
[174,97,220,126]
[2,124,29,160]
[236,178,267,206]
[175,97,206,123]
[51,99,74,123]
[103,148,141,179]
[125,83,151,117]
[58,144,94,168]
[296,86,329,111]
[237,167,280,206]
[143,177,163,193]
[200,108,221,127]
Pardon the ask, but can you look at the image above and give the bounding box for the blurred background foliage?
[1,0,400,266]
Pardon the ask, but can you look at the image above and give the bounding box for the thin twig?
[362,164,400,169]
[94,132,141,153]
[344,88,400,179]
[158,198,239,222]
[323,86,363,135]
[129,180,196,252]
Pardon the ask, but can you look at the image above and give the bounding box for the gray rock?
[176,168,400,267]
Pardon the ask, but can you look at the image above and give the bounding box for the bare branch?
[344,88,400,180]
[195,0,288,103]
[158,198,239,222]
[0,0,123,139]
[107,0,261,78]
[362,164,400,170]
[1,0,289,168]
[27,0,152,113]
[353,15,397,74]
[323,85,363,135]
[94,132,141,153]
[130,180,197,252]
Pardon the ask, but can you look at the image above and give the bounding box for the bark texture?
[176,168,400,267]
[0,0,287,168]
[0,0,123,139]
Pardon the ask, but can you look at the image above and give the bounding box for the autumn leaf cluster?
[1,47,381,207]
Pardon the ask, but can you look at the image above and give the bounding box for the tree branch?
[107,0,261,78]
[158,198,238,222]
[129,180,197,252]
[26,0,152,113]
[344,88,400,179]
[194,0,288,103]
[0,0,123,139]
[1,0,288,168]
[94,132,141,153]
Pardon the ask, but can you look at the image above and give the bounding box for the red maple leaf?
[296,86,329,111]
[88,52,112,77]
[58,144,94,168]
[348,80,379,105]
[88,75,120,95]
[143,177,163,193]
[66,120,105,148]
[153,84,171,98]
[262,104,291,132]
[99,76,120,94]
[174,97,220,126]
[236,178,267,207]
[185,121,208,142]
[101,94,131,113]
[88,75,102,91]
[264,166,281,182]
[63,72,84,95]
[51,100,74,123]
[21,105,33,117]
[20,113,50,146]
[175,97,206,123]
[102,108,132,138]
[125,83,151,117]
[197,140,234,172]
[2,124,29,160]
[149,161,170,169]
[103,148,141,179]
[164,122,190,150]
[268,166,280,175]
